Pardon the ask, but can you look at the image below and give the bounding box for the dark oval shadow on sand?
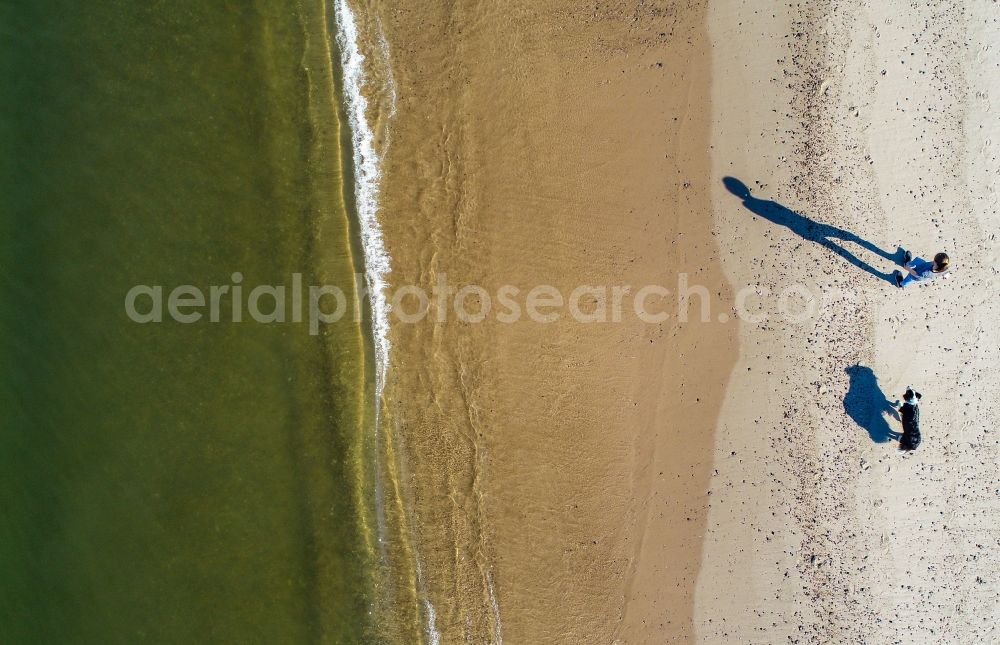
[844,365,900,443]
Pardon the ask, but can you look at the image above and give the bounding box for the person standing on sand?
[894,251,950,287]
[896,387,922,452]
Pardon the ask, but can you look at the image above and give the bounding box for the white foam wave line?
[485,568,503,644]
[423,597,441,645]
[334,5,442,645]
[334,0,391,403]
[411,533,442,645]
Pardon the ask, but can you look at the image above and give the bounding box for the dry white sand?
[696,1,1000,642]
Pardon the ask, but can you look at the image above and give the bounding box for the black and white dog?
[897,387,922,451]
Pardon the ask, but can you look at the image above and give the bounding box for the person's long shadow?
[844,365,900,443]
[723,177,901,283]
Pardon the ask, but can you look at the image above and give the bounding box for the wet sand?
[374,1,735,642]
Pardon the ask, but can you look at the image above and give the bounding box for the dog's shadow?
[844,365,900,443]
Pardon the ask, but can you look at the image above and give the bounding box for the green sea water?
[1,0,380,641]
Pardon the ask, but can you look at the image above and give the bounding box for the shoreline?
[325,1,432,640]
[330,2,445,642]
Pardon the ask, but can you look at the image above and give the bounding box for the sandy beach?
[6,0,999,642]
[372,0,1000,642]
[697,1,1000,642]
